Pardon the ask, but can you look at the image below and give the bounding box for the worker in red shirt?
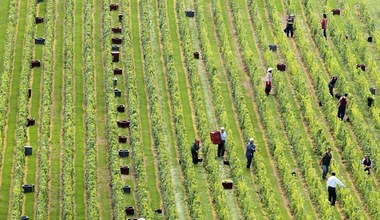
[321,14,328,39]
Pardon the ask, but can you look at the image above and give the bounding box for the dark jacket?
[246,143,256,159]
[191,142,200,154]
[321,151,332,166]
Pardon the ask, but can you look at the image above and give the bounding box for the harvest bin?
[20,216,29,220]
[112,51,120,62]
[332,9,341,15]
[112,45,120,52]
[194,52,200,59]
[125,206,135,215]
[112,37,122,44]
[118,150,129,157]
[109,4,118,11]
[28,88,31,98]
[24,146,32,156]
[356,64,366,71]
[31,60,41,68]
[277,63,286,71]
[114,89,121,97]
[35,38,45,45]
[369,87,376,95]
[123,185,131,194]
[185,10,195,17]
[222,181,233,189]
[121,166,130,175]
[117,105,125,113]
[210,131,221,144]
[27,118,35,127]
[118,136,127,143]
[112,27,122,33]
[35,17,44,24]
[22,184,34,193]
[117,120,130,128]
[269,44,277,51]
[114,68,122,75]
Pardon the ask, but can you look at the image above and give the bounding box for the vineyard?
[0,0,379,219]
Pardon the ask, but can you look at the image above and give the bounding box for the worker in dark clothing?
[246,138,256,169]
[191,139,201,164]
[328,76,337,97]
[327,172,345,206]
[284,14,295,38]
[321,13,328,39]
[362,155,372,175]
[337,93,348,120]
[320,147,332,180]
[218,127,227,158]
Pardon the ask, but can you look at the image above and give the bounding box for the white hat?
[290,14,295,17]
[221,127,225,130]
[267,68,273,72]
[249,138,254,142]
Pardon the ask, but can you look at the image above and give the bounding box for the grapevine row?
[156,0,204,218]
[8,1,36,219]
[301,0,380,181]
[0,0,21,174]
[139,0,180,218]
[266,0,377,216]
[212,0,316,218]
[176,0,232,219]
[326,6,380,130]
[260,0,373,218]
[62,0,76,218]
[120,0,154,217]
[83,0,100,218]
[248,0,352,218]
[193,0,261,218]
[35,0,55,218]
[277,0,380,217]
[101,0,126,218]
[195,0,283,219]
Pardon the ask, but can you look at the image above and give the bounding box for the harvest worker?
[321,13,328,39]
[284,14,295,38]
[218,127,227,158]
[191,139,201,164]
[265,68,273,95]
[320,147,332,180]
[327,172,345,206]
[328,76,337,97]
[246,138,256,169]
[362,155,372,175]
[337,93,348,120]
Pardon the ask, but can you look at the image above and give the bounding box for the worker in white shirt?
[218,127,227,158]
[327,172,345,206]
